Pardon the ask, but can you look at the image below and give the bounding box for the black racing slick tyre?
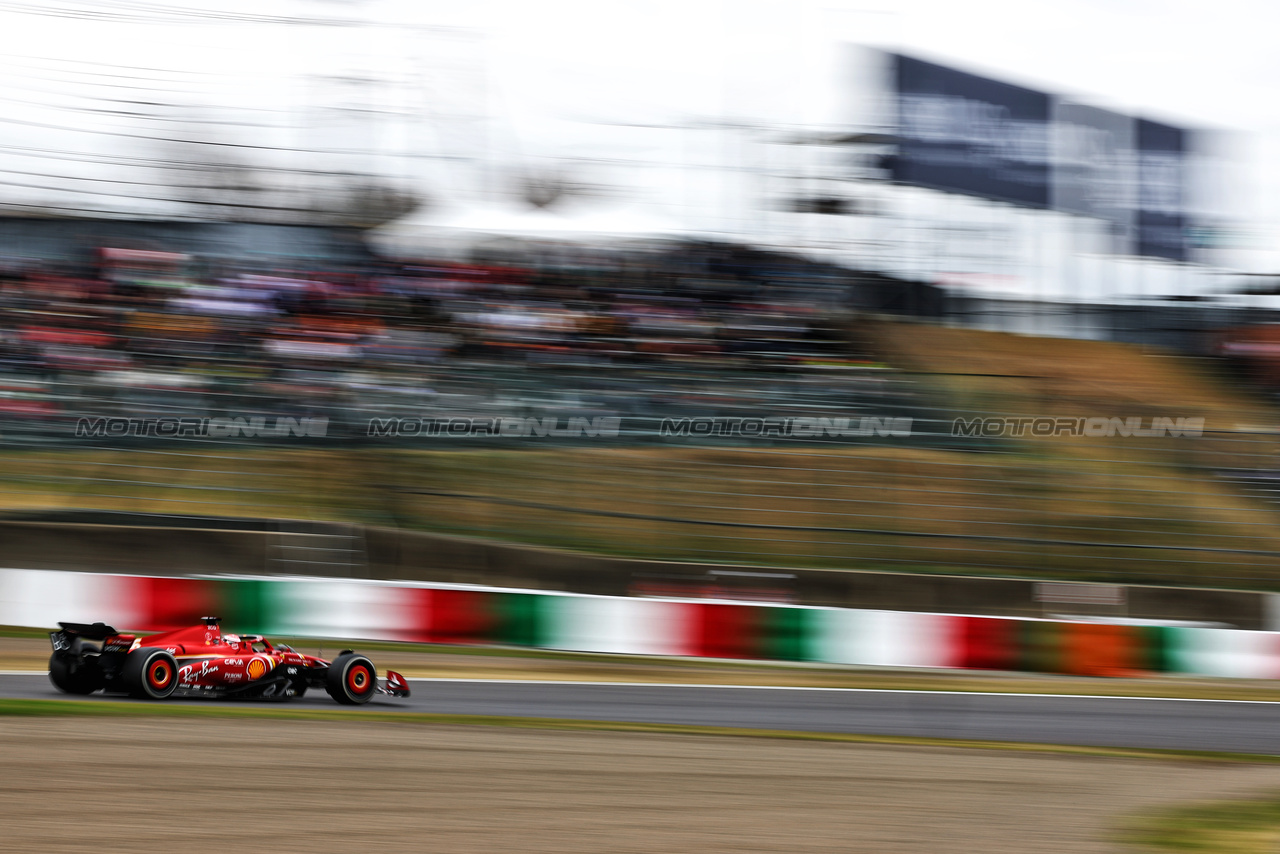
[123,648,178,700]
[48,652,102,695]
[325,653,377,705]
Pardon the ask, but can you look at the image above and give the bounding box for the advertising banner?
[1136,118,1189,261]
[892,53,1052,208]
[1052,102,1137,251]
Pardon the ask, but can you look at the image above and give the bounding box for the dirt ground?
[0,718,1278,854]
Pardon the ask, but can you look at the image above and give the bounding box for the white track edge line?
[401,677,1280,703]
[4,671,1276,704]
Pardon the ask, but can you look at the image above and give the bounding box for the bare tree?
[150,106,423,226]
[513,164,600,210]
[326,174,425,228]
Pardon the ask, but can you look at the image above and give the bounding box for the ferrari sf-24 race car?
[48,616,410,705]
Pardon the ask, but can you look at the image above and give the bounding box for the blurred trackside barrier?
[3,567,1280,678]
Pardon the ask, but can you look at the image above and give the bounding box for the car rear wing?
[50,621,136,654]
[55,622,118,640]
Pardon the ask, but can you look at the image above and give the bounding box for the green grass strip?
[4,698,1280,765]
[0,626,56,639]
[1120,793,1280,852]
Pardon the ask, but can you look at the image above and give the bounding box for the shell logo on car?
[246,657,271,680]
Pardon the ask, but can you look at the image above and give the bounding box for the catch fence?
[2,363,1279,589]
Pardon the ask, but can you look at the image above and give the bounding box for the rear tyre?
[325,654,377,705]
[48,652,102,695]
[123,648,178,700]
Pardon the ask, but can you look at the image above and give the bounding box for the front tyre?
[48,652,102,695]
[123,648,178,700]
[325,654,377,705]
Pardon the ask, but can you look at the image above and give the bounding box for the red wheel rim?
[346,664,371,695]
[148,660,171,689]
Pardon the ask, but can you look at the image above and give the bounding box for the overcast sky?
[406,0,1280,270]
[4,0,1279,272]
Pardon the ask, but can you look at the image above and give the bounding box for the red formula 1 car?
[47,616,410,705]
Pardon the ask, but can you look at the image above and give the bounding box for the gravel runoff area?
[4,718,1280,853]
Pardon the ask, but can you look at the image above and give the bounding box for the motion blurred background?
[5,0,1280,605]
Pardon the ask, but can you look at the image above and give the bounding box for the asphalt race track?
[4,672,1280,753]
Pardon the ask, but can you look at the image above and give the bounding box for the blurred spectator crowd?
[0,240,906,439]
